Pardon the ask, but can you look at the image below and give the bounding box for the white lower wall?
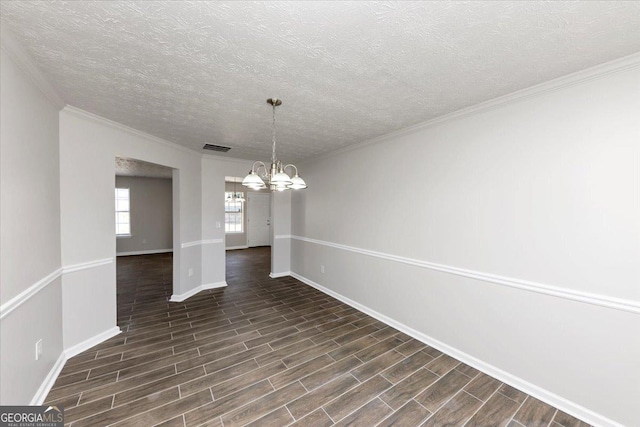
[291,58,640,426]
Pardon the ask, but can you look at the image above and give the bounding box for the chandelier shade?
[242,98,307,192]
[288,175,307,190]
[271,171,293,185]
[241,170,264,187]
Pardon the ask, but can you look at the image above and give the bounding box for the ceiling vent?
[203,144,231,152]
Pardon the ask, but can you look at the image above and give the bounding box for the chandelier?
[242,98,307,192]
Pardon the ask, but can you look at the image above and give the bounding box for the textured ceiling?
[115,157,173,178]
[2,1,640,163]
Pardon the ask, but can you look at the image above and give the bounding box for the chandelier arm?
[245,98,305,192]
[283,164,298,176]
[251,160,267,175]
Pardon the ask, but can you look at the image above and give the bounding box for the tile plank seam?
[44,249,592,427]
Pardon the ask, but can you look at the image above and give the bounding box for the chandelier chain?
[271,102,277,164]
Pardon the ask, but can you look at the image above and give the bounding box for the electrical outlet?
[142,238,147,244]
[188,268,193,277]
[215,221,221,229]
[35,339,43,360]
[321,265,325,274]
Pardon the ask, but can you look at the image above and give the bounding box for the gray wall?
[290,64,640,426]
[0,31,276,405]
[115,176,173,255]
[271,191,291,275]
[3,23,637,426]
[0,40,63,404]
[60,107,204,348]
[201,157,254,286]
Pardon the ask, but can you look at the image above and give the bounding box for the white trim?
[201,239,224,245]
[63,106,200,157]
[181,241,201,248]
[64,326,122,359]
[30,326,121,405]
[307,53,640,166]
[62,258,113,274]
[181,239,224,249]
[1,258,115,320]
[0,268,62,320]
[291,236,639,314]
[117,249,172,256]
[29,352,66,406]
[202,153,255,165]
[0,27,66,109]
[170,282,227,302]
[269,271,291,278]
[274,235,292,240]
[226,245,249,251]
[291,272,622,427]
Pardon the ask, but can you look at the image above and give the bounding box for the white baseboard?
[290,271,621,427]
[116,249,172,257]
[170,281,227,302]
[65,326,122,359]
[269,271,291,278]
[226,245,249,251]
[30,352,66,405]
[30,326,122,405]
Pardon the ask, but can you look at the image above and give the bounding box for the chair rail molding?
[181,239,224,248]
[62,258,113,274]
[290,235,640,314]
[0,268,62,320]
[1,258,115,320]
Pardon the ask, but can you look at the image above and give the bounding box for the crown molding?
[308,52,640,165]
[62,105,202,157]
[202,153,256,165]
[0,25,66,110]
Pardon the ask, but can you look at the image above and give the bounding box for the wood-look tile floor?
[45,247,591,427]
